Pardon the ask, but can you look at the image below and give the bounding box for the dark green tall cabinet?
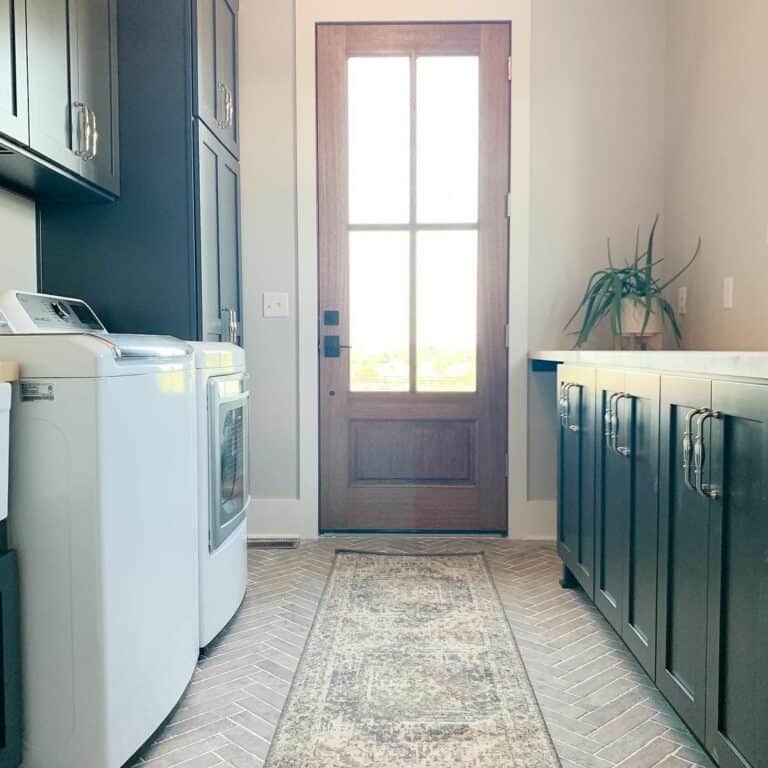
[38,0,243,344]
[595,369,659,677]
[557,364,596,597]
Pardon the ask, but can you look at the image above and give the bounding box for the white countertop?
[529,350,768,380]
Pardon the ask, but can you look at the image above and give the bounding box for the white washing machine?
[0,291,199,768]
[190,342,249,649]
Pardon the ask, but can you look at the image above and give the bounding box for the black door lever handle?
[323,335,351,358]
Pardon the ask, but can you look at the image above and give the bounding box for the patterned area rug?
[264,551,561,767]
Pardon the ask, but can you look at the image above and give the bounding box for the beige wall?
[530,0,667,352]
[0,188,37,292]
[239,0,667,536]
[665,0,768,350]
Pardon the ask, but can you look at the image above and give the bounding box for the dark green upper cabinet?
[557,364,596,598]
[0,0,29,145]
[3,0,119,198]
[705,381,768,768]
[196,0,239,158]
[75,0,119,193]
[26,0,80,173]
[595,370,660,678]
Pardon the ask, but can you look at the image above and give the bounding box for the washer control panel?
[0,291,106,334]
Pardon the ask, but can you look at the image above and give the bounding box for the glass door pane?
[416,56,479,224]
[348,57,410,224]
[416,231,478,392]
[349,231,410,391]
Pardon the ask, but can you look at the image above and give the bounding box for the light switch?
[678,285,688,316]
[723,277,734,310]
[263,292,290,318]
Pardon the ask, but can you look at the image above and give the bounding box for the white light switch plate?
[678,285,688,316]
[263,291,290,318]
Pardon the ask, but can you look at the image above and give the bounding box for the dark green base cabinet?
[595,369,660,678]
[557,364,597,597]
[557,364,768,768]
[659,377,768,767]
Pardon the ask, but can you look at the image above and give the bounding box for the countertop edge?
[529,350,768,380]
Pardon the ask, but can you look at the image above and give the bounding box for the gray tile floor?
[131,538,715,768]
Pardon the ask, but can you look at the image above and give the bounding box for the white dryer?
[190,342,249,648]
[0,291,199,768]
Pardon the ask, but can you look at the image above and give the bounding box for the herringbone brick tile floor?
[130,538,715,768]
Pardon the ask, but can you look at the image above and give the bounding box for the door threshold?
[319,530,507,536]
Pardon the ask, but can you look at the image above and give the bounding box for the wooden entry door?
[318,23,510,533]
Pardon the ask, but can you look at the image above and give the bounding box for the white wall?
[665,0,768,350]
[239,0,668,538]
[0,188,37,292]
[240,0,301,509]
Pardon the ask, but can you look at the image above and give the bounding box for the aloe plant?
[565,216,700,348]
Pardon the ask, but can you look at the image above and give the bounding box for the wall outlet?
[678,285,688,316]
[723,277,734,310]
[263,291,290,318]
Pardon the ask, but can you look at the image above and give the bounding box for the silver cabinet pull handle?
[605,392,622,454]
[560,382,581,433]
[222,307,238,344]
[90,108,99,160]
[614,393,633,457]
[559,382,569,427]
[218,83,227,128]
[73,101,90,158]
[694,410,723,500]
[559,382,574,429]
[226,86,233,128]
[683,407,709,493]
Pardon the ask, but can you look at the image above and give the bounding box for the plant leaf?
[658,237,701,291]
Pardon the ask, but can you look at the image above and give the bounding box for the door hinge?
[506,192,513,218]
[505,323,510,348]
[505,452,509,477]
[507,56,512,81]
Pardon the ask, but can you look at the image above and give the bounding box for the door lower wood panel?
[317,23,510,532]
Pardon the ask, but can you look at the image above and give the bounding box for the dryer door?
[209,373,250,551]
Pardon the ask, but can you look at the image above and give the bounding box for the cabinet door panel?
[706,381,768,768]
[197,122,241,344]
[217,150,241,344]
[213,0,237,152]
[657,375,712,740]
[76,0,118,193]
[623,371,660,676]
[558,364,596,597]
[197,125,222,342]
[0,0,29,144]
[196,0,238,157]
[27,0,80,172]
[595,369,628,632]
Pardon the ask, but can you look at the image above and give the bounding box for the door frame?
[282,0,535,539]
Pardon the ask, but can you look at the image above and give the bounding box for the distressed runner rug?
[265,551,561,767]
